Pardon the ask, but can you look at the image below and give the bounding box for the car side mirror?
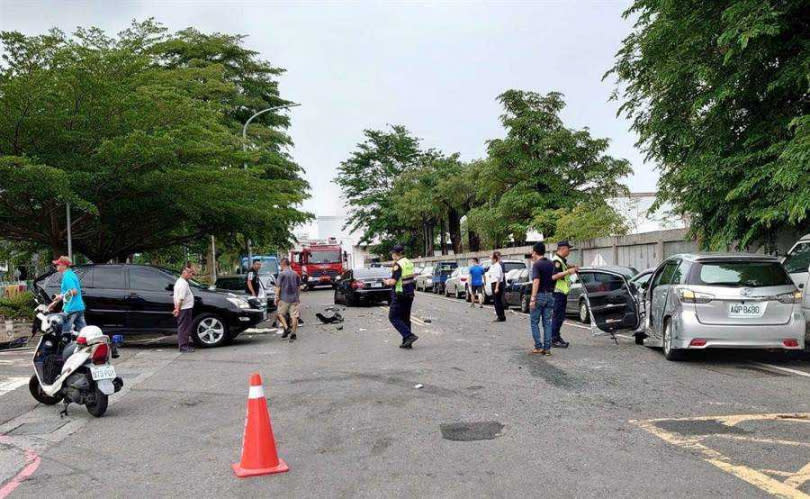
[166,284,174,291]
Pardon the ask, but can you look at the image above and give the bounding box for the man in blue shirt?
[468,257,485,308]
[50,256,87,332]
[528,242,555,355]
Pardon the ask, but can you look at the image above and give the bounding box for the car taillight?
[91,343,109,365]
[679,289,713,304]
[352,280,365,289]
[777,291,802,304]
[689,339,707,347]
[460,277,467,282]
[783,339,800,348]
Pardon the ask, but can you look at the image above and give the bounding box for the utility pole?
[241,102,301,266]
[66,203,73,261]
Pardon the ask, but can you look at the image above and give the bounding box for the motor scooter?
[28,304,123,417]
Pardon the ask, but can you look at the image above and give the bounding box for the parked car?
[34,264,266,348]
[415,266,435,292]
[444,267,470,298]
[432,262,459,294]
[569,266,638,323]
[334,267,393,306]
[584,254,805,360]
[503,268,531,311]
[482,260,527,303]
[783,233,810,288]
[215,275,276,312]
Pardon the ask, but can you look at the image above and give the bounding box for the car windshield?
[502,262,525,273]
[783,242,810,274]
[258,262,279,275]
[309,251,341,264]
[354,268,391,279]
[422,267,434,274]
[459,266,469,274]
[164,269,206,289]
[692,261,793,287]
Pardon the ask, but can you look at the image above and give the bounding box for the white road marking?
[750,362,810,379]
[0,377,28,396]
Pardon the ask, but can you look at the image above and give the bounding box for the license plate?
[371,282,383,288]
[90,365,116,380]
[728,303,766,318]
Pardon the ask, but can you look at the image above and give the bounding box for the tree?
[607,0,810,250]
[544,200,630,242]
[334,125,423,255]
[0,20,310,262]
[475,90,631,244]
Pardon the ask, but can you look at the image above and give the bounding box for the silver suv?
[583,253,805,361]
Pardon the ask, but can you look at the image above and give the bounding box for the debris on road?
[414,384,424,389]
[316,306,344,324]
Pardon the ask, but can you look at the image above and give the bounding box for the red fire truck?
[290,238,347,289]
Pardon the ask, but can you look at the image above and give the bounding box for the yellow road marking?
[634,413,810,498]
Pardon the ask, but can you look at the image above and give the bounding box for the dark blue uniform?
[388,263,415,339]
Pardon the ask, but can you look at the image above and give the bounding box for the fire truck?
[289,237,347,289]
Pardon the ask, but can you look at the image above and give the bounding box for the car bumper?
[306,276,336,285]
[672,310,806,350]
[354,289,392,299]
[228,309,266,329]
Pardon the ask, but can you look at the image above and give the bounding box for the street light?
[241,102,301,265]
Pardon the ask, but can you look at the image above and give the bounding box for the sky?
[0,0,658,218]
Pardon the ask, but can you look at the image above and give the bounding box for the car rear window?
[502,262,526,273]
[354,268,391,279]
[691,261,793,287]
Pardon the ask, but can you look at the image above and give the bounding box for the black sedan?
[34,264,266,348]
[334,267,393,306]
[503,268,532,312]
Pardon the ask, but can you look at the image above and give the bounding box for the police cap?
[391,244,405,254]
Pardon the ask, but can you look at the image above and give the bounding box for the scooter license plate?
[90,365,116,381]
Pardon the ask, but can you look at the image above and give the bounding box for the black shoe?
[492,318,506,323]
[551,339,569,348]
[289,333,297,342]
[281,328,290,339]
[401,334,418,348]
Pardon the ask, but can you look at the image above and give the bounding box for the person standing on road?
[528,242,555,356]
[275,258,302,342]
[173,263,196,353]
[384,244,418,349]
[489,251,506,322]
[245,259,264,299]
[468,257,485,308]
[551,241,578,348]
[50,256,87,333]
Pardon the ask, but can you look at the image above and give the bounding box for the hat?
[557,240,573,249]
[52,255,72,266]
[391,244,405,254]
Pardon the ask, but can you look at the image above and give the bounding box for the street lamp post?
[241,103,301,265]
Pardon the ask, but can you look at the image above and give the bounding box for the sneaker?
[179,346,195,353]
[552,339,570,348]
[492,318,506,323]
[530,348,545,355]
[281,328,290,339]
[402,334,419,348]
[289,333,297,342]
[543,350,552,356]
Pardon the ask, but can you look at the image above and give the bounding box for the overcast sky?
[0,0,656,217]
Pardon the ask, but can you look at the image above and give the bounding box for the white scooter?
[28,304,123,417]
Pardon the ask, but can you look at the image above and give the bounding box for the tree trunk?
[439,219,447,255]
[448,207,462,254]
[468,230,481,252]
[425,222,435,257]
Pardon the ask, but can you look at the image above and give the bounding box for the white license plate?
[728,303,766,318]
[90,365,116,381]
[371,282,383,288]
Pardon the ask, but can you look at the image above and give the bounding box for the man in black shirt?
[529,242,556,355]
[245,259,262,298]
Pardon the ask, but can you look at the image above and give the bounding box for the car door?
[84,265,128,330]
[567,272,582,314]
[581,270,641,334]
[126,266,177,331]
[647,260,679,341]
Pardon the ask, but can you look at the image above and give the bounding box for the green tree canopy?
[0,20,309,262]
[607,0,810,249]
[472,90,631,244]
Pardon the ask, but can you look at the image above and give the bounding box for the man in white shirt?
[173,263,196,353]
[489,251,507,322]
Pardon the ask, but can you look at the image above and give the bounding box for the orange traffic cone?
[232,373,289,477]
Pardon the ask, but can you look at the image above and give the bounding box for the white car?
[415,266,434,292]
[444,267,470,299]
[784,233,810,289]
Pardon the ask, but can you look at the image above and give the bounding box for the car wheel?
[347,293,360,307]
[334,290,341,305]
[192,314,229,348]
[444,285,450,297]
[578,299,590,323]
[634,334,644,345]
[520,294,530,313]
[662,319,684,361]
[28,375,62,405]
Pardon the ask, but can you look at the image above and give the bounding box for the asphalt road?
[3,289,810,498]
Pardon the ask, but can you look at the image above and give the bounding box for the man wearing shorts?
[468,257,485,308]
[275,258,302,342]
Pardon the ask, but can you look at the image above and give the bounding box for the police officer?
[551,241,578,348]
[384,244,419,349]
[245,259,263,299]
